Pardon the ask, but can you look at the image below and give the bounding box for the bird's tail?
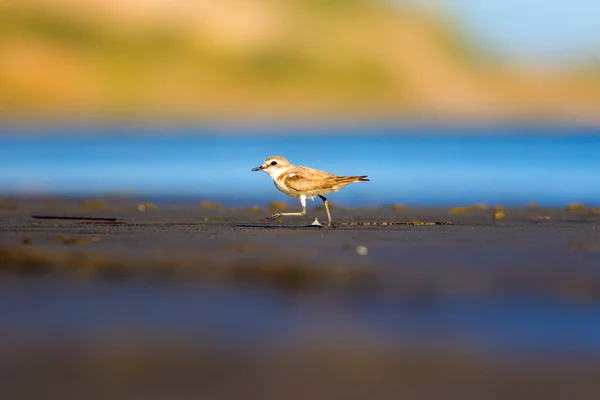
[338,175,369,183]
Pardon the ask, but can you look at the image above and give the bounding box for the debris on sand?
[531,215,551,222]
[566,203,586,212]
[198,201,223,209]
[449,204,487,214]
[269,201,288,211]
[491,207,505,221]
[136,203,157,212]
[343,221,451,226]
[356,246,368,256]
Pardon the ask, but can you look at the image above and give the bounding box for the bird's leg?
[318,195,336,228]
[265,209,306,220]
[266,196,307,221]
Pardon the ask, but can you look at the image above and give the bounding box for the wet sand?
[2,202,599,292]
[1,200,600,398]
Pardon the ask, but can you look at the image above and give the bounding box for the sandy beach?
[2,199,600,398]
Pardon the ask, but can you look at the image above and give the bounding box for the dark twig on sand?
[31,215,118,222]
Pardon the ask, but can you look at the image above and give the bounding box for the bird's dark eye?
[270,161,277,166]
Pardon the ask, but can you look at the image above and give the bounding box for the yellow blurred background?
[1,0,599,123]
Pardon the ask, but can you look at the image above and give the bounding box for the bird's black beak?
[251,166,264,171]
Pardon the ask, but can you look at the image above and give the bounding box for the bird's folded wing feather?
[283,167,348,193]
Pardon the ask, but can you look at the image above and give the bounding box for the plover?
[252,156,369,228]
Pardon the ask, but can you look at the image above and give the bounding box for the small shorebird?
[252,156,369,228]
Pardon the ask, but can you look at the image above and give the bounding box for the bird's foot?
[327,222,337,229]
[266,213,282,221]
[311,217,323,227]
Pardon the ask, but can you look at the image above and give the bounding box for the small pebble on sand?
[492,210,505,221]
[356,246,368,256]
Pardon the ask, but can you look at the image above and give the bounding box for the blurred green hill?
[1,0,599,123]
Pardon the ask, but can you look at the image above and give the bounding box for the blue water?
[1,125,599,206]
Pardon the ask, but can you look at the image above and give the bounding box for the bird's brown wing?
[282,167,367,194]
[281,167,333,193]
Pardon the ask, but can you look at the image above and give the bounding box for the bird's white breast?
[273,178,299,198]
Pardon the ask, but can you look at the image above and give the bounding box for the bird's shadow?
[235,224,324,229]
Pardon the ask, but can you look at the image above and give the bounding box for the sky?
[414,0,600,65]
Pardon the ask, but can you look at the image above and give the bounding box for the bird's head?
[252,156,292,178]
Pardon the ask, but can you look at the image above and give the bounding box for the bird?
[251,156,369,228]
